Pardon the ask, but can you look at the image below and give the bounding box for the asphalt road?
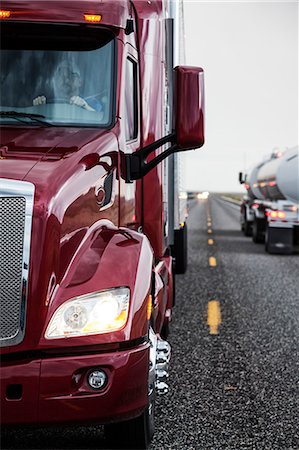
[2,195,299,449]
[151,194,299,450]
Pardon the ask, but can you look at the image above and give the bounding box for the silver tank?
[245,162,266,200]
[256,147,299,203]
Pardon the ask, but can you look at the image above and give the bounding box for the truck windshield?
[0,23,115,127]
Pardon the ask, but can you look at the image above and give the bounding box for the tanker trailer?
[242,148,299,254]
[239,162,266,236]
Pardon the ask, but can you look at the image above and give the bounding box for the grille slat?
[0,197,26,341]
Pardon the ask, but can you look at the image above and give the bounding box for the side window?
[125,57,138,141]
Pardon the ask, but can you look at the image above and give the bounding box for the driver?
[33,62,102,113]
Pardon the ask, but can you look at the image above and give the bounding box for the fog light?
[88,370,107,389]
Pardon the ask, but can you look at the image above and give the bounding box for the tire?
[265,227,269,253]
[252,218,265,243]
[104,330,155,450]
[174,223,187,274]
[104,401,154,449]
[243,218,252,236]
[161,319,170,340]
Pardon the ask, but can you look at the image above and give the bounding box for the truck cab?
[0,1,204,448]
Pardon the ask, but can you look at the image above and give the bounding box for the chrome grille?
[0,197,26,341]
[0,179,34,347]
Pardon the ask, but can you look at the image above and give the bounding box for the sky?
[181,0,298,192]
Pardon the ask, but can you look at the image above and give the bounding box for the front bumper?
[1,343,149,425]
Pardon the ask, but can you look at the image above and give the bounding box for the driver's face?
[55,66,81,97]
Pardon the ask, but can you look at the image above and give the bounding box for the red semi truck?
[0,1,204,448]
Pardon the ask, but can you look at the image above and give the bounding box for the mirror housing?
[174,66,205,150]
[123,65,205,182]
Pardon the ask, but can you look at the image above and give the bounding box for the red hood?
[0,126,111,181]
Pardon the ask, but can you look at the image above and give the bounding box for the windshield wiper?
[0,111,54,127]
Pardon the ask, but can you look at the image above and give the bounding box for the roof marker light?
[84,14,102,22]
[0,10,11,19]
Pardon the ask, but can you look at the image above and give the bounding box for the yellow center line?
[209,256,217,267]
[207,300,222,335]
[208,239,214,245]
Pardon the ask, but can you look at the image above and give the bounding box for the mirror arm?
[125,132,176,182]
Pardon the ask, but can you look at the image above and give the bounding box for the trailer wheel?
[252,218,265,243]
[243,217,252,236]
[174,222,188,274]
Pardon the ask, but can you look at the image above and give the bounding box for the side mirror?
[174,66,205,150]
[123,66,205,182]
[239,172,245,184]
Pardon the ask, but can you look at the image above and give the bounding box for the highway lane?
[2,194,298,449]
[151,194,299,450]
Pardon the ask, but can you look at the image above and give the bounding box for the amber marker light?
[147,295,152,320]
[84,13,102,22]
[0,10,11,19]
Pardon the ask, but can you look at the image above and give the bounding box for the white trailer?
[164,0,189,273]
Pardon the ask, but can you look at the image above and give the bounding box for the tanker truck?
[0,1,205,448]
[239,147,299,254]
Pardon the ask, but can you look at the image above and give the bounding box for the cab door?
[119,44,142,231]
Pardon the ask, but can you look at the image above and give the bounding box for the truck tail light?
[84,14,102,22]
[277,211,286,219]
[268,181,276,187]
[268,211,286,219]
[0,10,11,19]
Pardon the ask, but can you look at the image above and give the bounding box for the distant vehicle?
[197,191,209,200]
[239,147,299,254]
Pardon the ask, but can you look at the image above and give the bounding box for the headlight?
[45,287,130,339]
